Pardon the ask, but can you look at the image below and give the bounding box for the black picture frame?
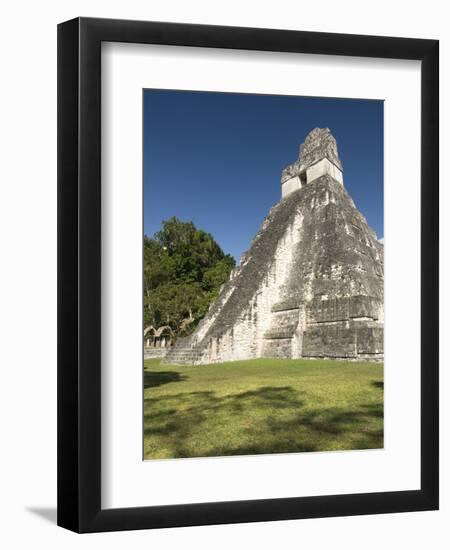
[57,17,439,533]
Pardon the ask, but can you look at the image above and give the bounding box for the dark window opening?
[300,171,307,186]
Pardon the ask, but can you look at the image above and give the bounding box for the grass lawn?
[144,358,383,460]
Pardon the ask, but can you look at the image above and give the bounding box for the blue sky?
[143,90,384,261]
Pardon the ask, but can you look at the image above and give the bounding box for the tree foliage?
[144,217,235,336]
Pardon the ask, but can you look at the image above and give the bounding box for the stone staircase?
[162,336,205,365]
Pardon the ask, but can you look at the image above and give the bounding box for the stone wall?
[144,347,168,359]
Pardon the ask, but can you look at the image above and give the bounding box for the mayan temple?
[163,128,384,365]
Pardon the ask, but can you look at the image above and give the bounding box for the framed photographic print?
[57,17,439,532]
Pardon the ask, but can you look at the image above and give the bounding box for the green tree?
[144,217,235,336]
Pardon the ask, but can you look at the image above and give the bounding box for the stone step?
[271,299,302,312]
[162,341,204,364]
[263,330,295,339]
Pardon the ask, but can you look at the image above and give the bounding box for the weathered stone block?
[302,326,357,358]
[307,296,350,323]
[262,338,293,358]
[356,325,384,355]
[349,295,381,320]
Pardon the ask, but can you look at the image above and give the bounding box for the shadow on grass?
[144,370,187,389]
[372,381,384,390]
[265,402,383,450]
[144,385,383,458]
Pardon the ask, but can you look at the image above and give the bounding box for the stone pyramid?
[164,128,384,365]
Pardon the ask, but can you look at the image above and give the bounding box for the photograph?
[0,0,443,542]
[143,90,384,460]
